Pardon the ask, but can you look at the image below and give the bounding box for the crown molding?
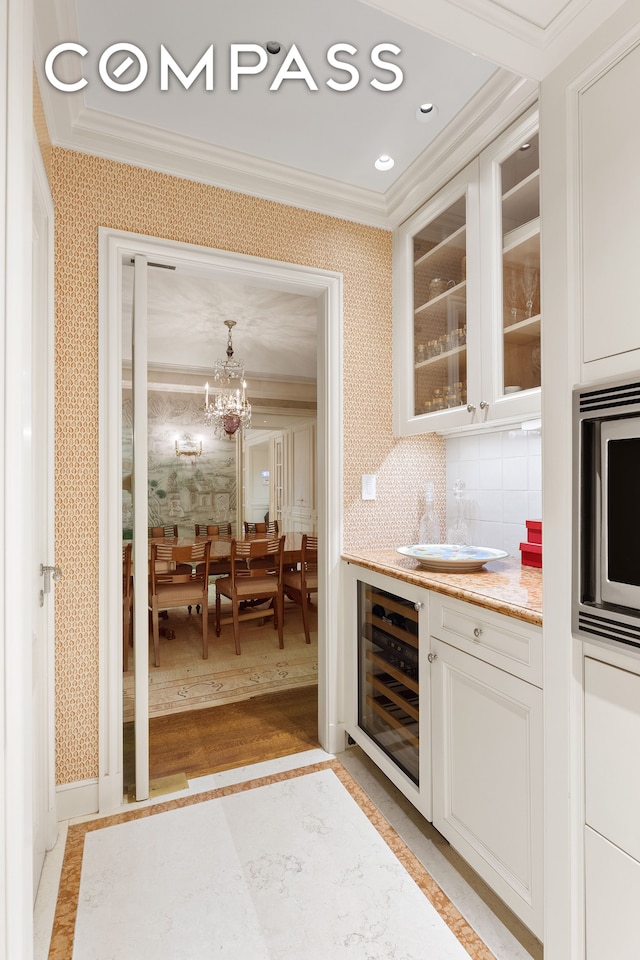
[34,0,546,229]
[385,72,539,227]
[360,0,631,76]
[36,58,535,231]
[48,101,395,227]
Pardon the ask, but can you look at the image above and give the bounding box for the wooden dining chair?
[215,537,284,655]
[148,540,211,666]
[122,541,133,672]
[282,534,318,644]
[149,524,179,538]
[194,522,232,537]
[243,520,279,537]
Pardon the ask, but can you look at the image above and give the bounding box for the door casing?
[98,228,344,811]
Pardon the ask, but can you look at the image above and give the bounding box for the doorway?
[99,228,343,811]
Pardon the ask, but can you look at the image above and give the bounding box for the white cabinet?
[584,653,640,958]
[430,595,544,938]
[393,108,541,436]
[584,826,640,960]
[580,41,640,379]
[343,564,432,823]
[343,563,544,935]
[584,656,640,861]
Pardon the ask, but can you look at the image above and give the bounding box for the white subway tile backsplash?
[478,458,502,490]
[457,459,479,491]
[503,456,528,490]
[478,431,503,459]
[477,489,503,521]
[528,491,542,519]
[503,490,528,523]
[446,425,542,553]
[459,436,480,461]
[503,429,529,457]
[528,455,542,490]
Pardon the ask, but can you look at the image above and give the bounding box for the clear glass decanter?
[447,478,471,545]
[418,481,441,544]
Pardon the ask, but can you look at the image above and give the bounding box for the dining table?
[146,530,311,571]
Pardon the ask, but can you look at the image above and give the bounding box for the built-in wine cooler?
[357,580,420,784]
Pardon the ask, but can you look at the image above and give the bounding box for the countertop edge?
[341,551,542,627]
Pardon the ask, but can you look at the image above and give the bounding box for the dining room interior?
[120,257,320,794]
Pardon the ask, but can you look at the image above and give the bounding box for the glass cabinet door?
[500,130,541,395]
[413,196,468,417]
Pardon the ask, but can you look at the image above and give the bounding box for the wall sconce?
[175,433,203,459]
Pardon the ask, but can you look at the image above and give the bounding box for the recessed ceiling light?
[415,103,439,122]
[375,155,394,171]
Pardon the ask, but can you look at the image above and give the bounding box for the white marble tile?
[71,768,473,960]
[338,748,540,960]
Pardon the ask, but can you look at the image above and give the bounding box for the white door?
[131,254,150,801]
[32,147,57,893]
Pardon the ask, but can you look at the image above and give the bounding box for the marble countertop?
[341,548,542,626]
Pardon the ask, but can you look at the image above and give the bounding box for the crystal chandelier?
[203,320,252,439]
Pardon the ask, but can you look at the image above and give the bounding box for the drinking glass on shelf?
[505,266,520,324]
[522,263,539,318]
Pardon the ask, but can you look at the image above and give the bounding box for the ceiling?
[34,0,626,401]
[34,0,625,225]
[122,263,319,382]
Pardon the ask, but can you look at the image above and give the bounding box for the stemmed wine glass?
[521,263,539,318]
[505,266,520,325]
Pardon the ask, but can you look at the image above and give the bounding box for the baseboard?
[56,778,99,821]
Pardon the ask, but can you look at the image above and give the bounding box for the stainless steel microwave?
[573,376,640,648]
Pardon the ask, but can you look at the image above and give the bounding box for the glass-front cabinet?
[480,108,541,415]
[394,107,541,435]
[394,161,481,434]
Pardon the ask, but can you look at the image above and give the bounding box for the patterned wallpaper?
[49,147,445,785]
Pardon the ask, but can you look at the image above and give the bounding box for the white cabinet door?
[580,41,640,376]
[393,160,482,435]
[584,656,640,862]
[431,636,544,937]
[478,107,541,425]
[585,826,640,960]
[393,109,541,437]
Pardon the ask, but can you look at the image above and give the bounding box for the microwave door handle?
[596,434,606,605]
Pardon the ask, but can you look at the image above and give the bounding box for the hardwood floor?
[124,685,319,789]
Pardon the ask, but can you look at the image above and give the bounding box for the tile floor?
[34,747,542,960]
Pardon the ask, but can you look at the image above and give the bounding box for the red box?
[525,520,542,544]
[519,541,542,568]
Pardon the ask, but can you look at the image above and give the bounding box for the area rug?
[123,605,317,720]
[48,759,496,960]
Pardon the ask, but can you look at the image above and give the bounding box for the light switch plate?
[362,474,377,500]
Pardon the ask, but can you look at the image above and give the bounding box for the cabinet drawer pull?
[473,627,483,639]
[427,652,437,663]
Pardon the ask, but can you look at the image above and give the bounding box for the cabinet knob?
[479,400,489,410]
[427,652,438,663]
[466,403,476,413]
[413,602,423,611]
[473,627,483,638]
